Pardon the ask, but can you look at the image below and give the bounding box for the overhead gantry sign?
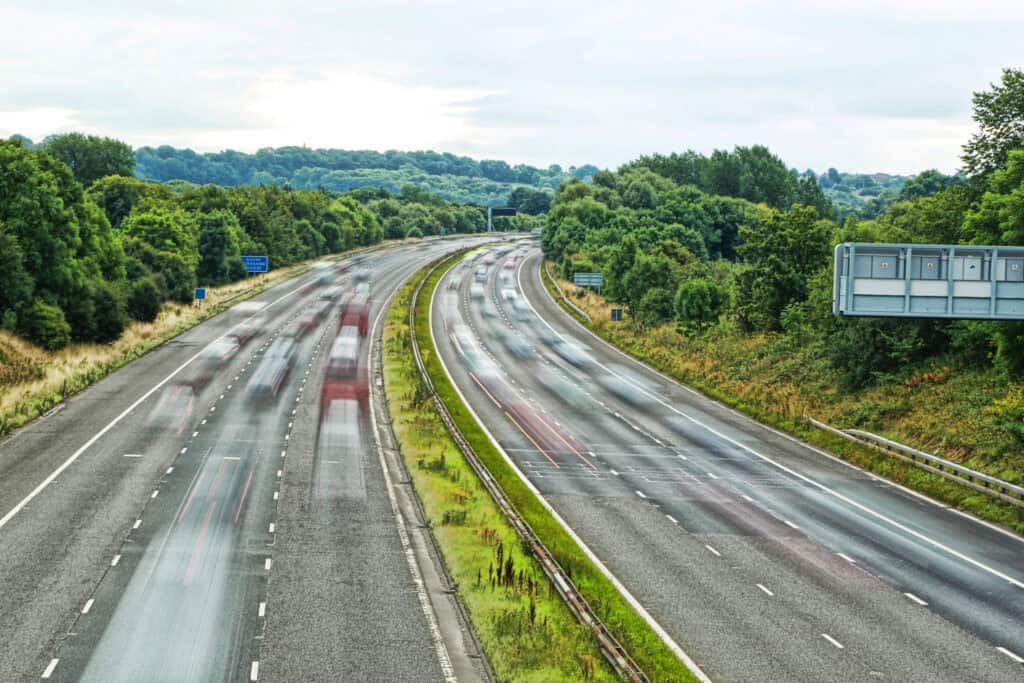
[833,242,1024,320]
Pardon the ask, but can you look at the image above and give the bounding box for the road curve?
[431,245,1024,682]
[0,237,492,682]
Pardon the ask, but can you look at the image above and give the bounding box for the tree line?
[543,68,1024,388]
[1,135,537,351]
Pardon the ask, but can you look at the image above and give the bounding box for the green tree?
[197,209,245,285]
[87,175,174,228]
[636,287,675,327]
[675,278,723,331]
[20,300,71,350]
[736,205,835,330]
[42,133,135,186]
[127,276,162,322]
[91,280,127,343]
[962,68,1024,180]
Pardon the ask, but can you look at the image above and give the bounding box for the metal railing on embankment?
[808,417,1024,509]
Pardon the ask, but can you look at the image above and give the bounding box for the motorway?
[432,246,1024,682]
[0,238,492,682]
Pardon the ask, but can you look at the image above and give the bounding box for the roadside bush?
[636,287,674,327]
[92,281,127,343]
[20,300,71,350]
[62,283,97,342]
[1,310,16,333]
[406,226,424,239]
[127,277,162,322]
[675,278,723,331]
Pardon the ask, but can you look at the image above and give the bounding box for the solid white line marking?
[41,658,58,679]
[166,467,174,474]
[757,583,774,596]
[704,544,721,557]
[904,592,928,606]
[666,514,679,524]
[706,471,718,480]
[123,453,142,458]
[264,558,272,571]
[132,519,142,530]
[635,490,647,499]
[822,633,844,649]
[82,599,94,614]
[837,553,857,564]
[784,520,800,530]
[150,490,159,499]
[250,661,259,681]
[258,602,266,618]
[997,646,1024,663]
[111,554,121,567]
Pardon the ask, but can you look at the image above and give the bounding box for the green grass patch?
[411,257,700,682]
[384,254,617,683]
[540,264,1024,535]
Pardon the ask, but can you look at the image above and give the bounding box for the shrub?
[406,226,424,239]
[127,276,162,322]
[20,300,71,350]
[636,287,674,327]
[92,281,127,343]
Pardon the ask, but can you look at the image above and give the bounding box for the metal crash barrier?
[834,242,1024,319]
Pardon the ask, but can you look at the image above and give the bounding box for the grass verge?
[410,256,700,682]
[0,242,392,438]
[540,263,1024,535]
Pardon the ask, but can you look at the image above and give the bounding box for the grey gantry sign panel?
[833,242,1024,320]
[573,272,604,288]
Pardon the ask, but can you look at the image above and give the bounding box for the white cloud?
[1,1,1021,173]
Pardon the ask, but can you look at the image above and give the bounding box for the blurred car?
[500,288,518,301]
[535,371,589,409]
[187,337,240,387]
[247,337,297,400]
[321,326,367,408]
[339,292,370,336]
[469,283,485,300]
[353,267,371,284]
[502,259,516,270]
[474,266,488,283]
[495,329,534,360]
[229,312,267,347]
[595,373,655,407]
[551,340,594,369]
[482,253,497,266]
[511,298,532,321]
[145,382,195,433]
[319,285,342,301]
[448,274,463,290]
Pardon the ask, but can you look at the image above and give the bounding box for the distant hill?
[813,169,910,216]
[132,145,600,206]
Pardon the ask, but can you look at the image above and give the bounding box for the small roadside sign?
[611,308,622,321]
[194,287,206,301]
[241,255,269,273]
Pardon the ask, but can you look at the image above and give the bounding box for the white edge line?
[904,592,928,606]
[250,660,259,681]
[821,633,844,649]
[521,253,1024,591]
[81,598,94,614]
[372,255,457,683]
[756,583,774,596]
[0,274,316,532]
[996,646,1024,663]
[432,269,714,683]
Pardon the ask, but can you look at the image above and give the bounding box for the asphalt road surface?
[0,237,493,682]
[432,245,1024,682]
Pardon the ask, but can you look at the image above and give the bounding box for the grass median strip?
[383,258,618,683]
[405,255,700,682]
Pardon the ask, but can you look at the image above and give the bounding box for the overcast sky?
[1,1,1022,174]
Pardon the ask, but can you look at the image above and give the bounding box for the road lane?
[431,245,1024,681]
[0,238,491,682]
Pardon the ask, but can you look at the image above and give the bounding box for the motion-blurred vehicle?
[535,371,589,409]
[353,267,371,284]
[320,326,367,408]
[187,337,240,387]
[293,300,332,337]
[495,329,534,360]
[448,274,463,290]
[304,264,334,293]
[469,283,485,300]
[145,382,195,433]
[339,291,370,336]
[229,312,267,347]
[482,253,497,266]
[502,259,516,269]
[247,337,297,401]
[474,266,488,283]
[319,285,342,301]
[510,298,532,321]
[551,339,594,369]
[596,364,658,407]
[500,288,518,301]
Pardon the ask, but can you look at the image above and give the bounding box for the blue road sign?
[834,242,1024,320]
[439,228,447,236]
[241,255,269,273]
[194,287,206,301]
[573,272,604,288]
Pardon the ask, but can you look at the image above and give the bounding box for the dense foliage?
[2,137,531,350]
[544,69,1024,390]
[126,145,593,207]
